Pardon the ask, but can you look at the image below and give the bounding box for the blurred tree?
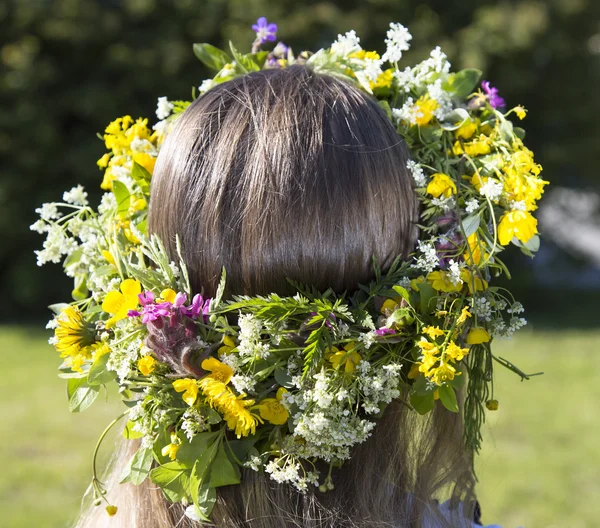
[1,0,598,321]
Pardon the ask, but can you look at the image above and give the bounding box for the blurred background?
[1,0,598,527]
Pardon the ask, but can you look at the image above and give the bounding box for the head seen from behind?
[102,65,472,528]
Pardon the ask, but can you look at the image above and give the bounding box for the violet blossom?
[481,80,505,109]
[252,17,278,47]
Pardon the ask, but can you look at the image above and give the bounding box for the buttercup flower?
[426,173,457,199]
[256,387,289,425]
[173,378,199,406]
[137,355,156,376]
[466,327,491,344]
[498,210,538,245]
[202,357,234,384]
[102,279,141,328]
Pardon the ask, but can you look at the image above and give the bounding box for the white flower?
[473,297,492,321]
[413,239,439,272]
[199,79,216,94]
[507,302,525,314]
[358,331,376,350]
[428,79,453,121]
[130,137,156,154]
[448,259,463,286]
[231,374,256,395]
[30,219,48,234]
[152,119,171,137]
[62,185,89,207]
[155,96,174,120]
[382,23,412,63]
[465,198,480,214]
[331,30,361,56]
[431,196,456,212]
[510,200,527,211]
[479,179,503,201]
[406,160,427,187]
[35,203,61,222]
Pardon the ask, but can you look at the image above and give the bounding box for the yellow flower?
[423,326,444,339]
[431,361,457,385]
[256,387,289,425]
[427,271,463,293]
[498,210,538,246]
[201,357,234,384]
[218,335,237,357]
[426,173,457,199]
[459,269,488,294]
[97,153,111,169]
[408,363,421,379]
[445,341,469,361]
[102,279,141,328]
[513,106,527,120]
[173,378,199,406]
[417,338,440,377]
[457,307,472,325]
[101,250,116,266]
[350,50,381,60]
[137,355,156,376]
[455,120,477,140]
[372,69,394,89]
[410,275,425,291]
[132,152,156,175]
[380,296,403,314]
[464,233,487,266]
[161,442,180,461]
[414,94,439,126]
[159,288,177,304]
[327,342,361,373]
[466,327,491,345]
[54,306,97,372]
[454,135,492,157]
[199,377,260,438]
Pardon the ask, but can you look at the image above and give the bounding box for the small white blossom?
[331,30,361,56]
[510,200,527,211]
[36,203,61,222]
[507,302,525,314]
[382,23,412,63]
[358,331,376,350]
[447,259,463,286]
[413,239,439,272]
[199,79,216,94]
[155,96,174,120]
[431,196,456,212]
[62,185,89,207]
[30,219,49,234]
[465,198,480,214]
[479,179,504,201]
[406,159,427,187]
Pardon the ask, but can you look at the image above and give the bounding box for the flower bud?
[93,498,102,507]
[106,505,118,516]
[486,399,499,411]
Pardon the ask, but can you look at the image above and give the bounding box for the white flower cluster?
[413,239,439,272]
[479,179,504,201]
[465,198,480,214]
[230,374,257,394]
[330,30,361,56]
[407,159,427,187]
[237,314,270,359]
[32,224,79,266]
[382,22,412,63]
[63,185,89,207]
[357,361,403,414]
[431,195,456,212]
[264,458,319,492]
[393,46,451,93]
[181,407,210,441]
[155,96,174,120]
[106,330,143,382]
[447,260,463,287]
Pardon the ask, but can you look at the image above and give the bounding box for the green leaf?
[410,392,434,415]
[131,162,151,195]
[439,384,459,413]
[192,43,231,71]
[229,42,260,73]
[274,368,295,389]
[524,234,540,252]
[120,446,154,485]
[67,377,99,412]
[378,100,392,119]
[189,437,220,515]
[123,420,144,440]
[445,68,482,98]
[391,285,411,303]
[461,214,481,238]
[177,431,220,469]
[416,281,436,315]
[87,351,116,386]
[71,275,89,301]
[439,108,470,131]
[209,445,240,487]
[149,461,190,503]
[112,180,131,219]
[420,125,443,144]
[64,247,83,268]
[513,127,526,140]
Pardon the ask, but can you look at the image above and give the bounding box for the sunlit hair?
[77,65,476,528]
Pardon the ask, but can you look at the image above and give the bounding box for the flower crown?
[32,18,547,521]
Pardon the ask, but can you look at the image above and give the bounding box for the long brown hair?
[77,65,476,527]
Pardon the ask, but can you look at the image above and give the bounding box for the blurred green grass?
[1,326,597,528]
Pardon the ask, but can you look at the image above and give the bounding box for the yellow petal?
[102,291,124,314]
[120,279,142,297]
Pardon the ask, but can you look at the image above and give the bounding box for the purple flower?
[173,292,187,308]
[481,80,505,109]
[252,17,278,45]
[181,293,211,320]
[375,327,396,336]
[138,291,155,306]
